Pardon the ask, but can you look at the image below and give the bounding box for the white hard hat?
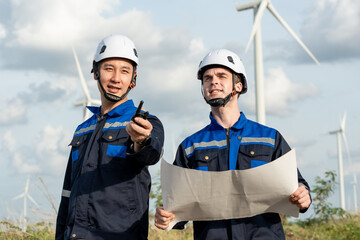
[197,49,247,94]
[93,34,138,66]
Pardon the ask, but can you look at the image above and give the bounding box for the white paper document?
[161,149,299,230]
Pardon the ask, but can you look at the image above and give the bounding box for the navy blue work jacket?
[173,112,310,240]
[56,100,164,240]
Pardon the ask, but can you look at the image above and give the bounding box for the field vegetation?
[1,171,359,239]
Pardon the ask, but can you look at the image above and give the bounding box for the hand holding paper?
[290,185,311,210]
[160,149,300,230]
[155,206,175,230]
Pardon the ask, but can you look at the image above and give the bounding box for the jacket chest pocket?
[69,134,89,182]
[189,150,219,171]
[101,130,129,167]
[238,144,272,169]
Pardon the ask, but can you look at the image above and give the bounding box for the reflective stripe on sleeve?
[62,189,71,198]
[74,124,96,136]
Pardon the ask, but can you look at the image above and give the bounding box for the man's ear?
[94,70,101,80]
[235,81,243,93]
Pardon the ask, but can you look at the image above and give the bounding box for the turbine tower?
[72,46,101,121]
[13,177,40,232]
[343,132,358,214]
[329,113,351,211]
[330,113,358,213]
[235,0,319,124]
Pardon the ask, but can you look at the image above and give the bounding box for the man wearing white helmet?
[155,49,311,240]
[56,34,164,239]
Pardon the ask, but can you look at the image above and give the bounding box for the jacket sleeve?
[273,131,311,213]
[55,154,72,240]
[127,115,164,167]
[173,142,190,168]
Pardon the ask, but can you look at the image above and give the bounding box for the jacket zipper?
[226,128,230,169]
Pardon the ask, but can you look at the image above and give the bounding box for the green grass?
[0,221,55,240]
[1,215,359,239]
[284,214,360,240]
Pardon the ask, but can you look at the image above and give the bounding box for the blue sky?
[0,0,359,223]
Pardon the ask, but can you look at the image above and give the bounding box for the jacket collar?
[87,99,135,117]
[209,111,247,130]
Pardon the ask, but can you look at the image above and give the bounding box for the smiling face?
[202,67,242,102]
[95,58,136,105]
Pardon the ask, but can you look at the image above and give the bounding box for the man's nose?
[111,70,122,82]
[210,76,220,85]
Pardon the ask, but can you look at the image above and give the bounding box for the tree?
[299,170,347,226]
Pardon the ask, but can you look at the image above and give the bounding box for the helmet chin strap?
[203,72,240,107]
[204,91,233,107]
[95,66,136,102]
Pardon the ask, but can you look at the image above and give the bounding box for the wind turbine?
[330,113,358,213]
[235,0,319,124]
[13,177,40,232]
[330,113,358,212]
[72,46,101,121]
[343,132,358,214]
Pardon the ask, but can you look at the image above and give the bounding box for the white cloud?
[2,126,70,176]
[9,0,121,50]
[8,0,162,53]
[264,67,319,116]
[0,23,6,39]
[144,62,196,92]
[2,130,40,174]
[0,98,27,125]
[29,76,77,103]
[35,125,71,176]
[300,0,360,61]
[0,74,76,126]
[189,38,206,56]
[242,67,319,117]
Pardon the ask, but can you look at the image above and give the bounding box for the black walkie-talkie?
[131,100,149,127]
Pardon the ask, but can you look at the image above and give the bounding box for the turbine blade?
[27,194,40,208]
[235,0,262,11]
[340,112,346,131]
[72,46,91,100]
[266,3,320,65]
[84,108,90,121]
[13,193,25,200]
[74,100,87,106]
[24,177,30,193]
[83,107,88,120]
[341,131,351,162]
[91,99,101,106]
[245,0,268,52]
